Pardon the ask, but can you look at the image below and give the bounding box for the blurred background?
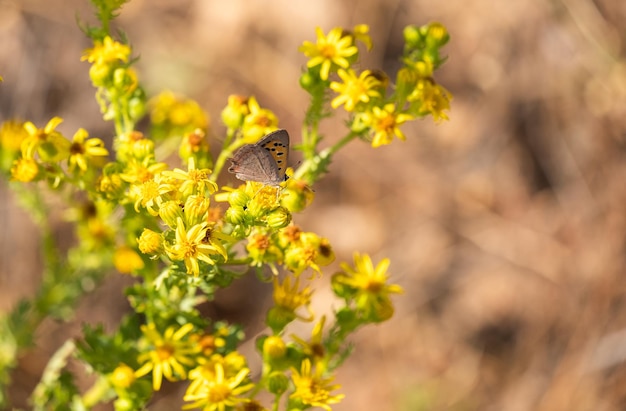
[1,0,626,410]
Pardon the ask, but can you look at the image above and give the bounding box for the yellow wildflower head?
[150,91,209,140]
[299,27,358,81]
[289,359,344,411]
[137,228,163,255]
[280,176,314,212]
[165,217,225,276]
[21,117,71,162]
[81,36,131,65]
[10,157,39,182]
[246,230,283,268]
[135,322,200,391]
[408,79,452,122]
[161,157,217,198]
[330,69,382,112]
[221,95,250,129]
[113,246,145,274]
[333,252,404,322]
[68,128,109,172]
[267,274,314,331]
[184,354,254,411]
[109,363,136,390]
[241,97,279,142]
[291,315,327,361]
[360,103,413,147]
[0,120,28,155]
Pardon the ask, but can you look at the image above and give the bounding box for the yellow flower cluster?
[2,117,109,183]
[245,224,335,276]
[299,23,451,148]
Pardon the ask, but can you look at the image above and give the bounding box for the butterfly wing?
[256,129,289,182]
[228,129,290,186]
[228,144,282,185]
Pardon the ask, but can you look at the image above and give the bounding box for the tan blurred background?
[2,0,626,410]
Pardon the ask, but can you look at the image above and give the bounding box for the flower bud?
[263,335,287,360]
[403,25,423,49]
[266,206,292,229]
[224,206,246,225]
[137,228,163,255]
[159,200,183,228]
[267,306,296,334]
[228,190,250,208]
[89,63,111,87]
[267,371,289,395]
[109,363,136,389]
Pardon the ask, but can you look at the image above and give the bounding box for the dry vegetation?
[1,0,626,410]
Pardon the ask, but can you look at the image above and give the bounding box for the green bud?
[266,306,296,334]
[113,397,135,411]
[299,71,315,90]
[426,22,450,48]
[159,201,183,228]
[89,63,111,86]
[403,25,423,49]
[128,96,146,121]
[263,336,287,361]
[229,190,250,208]
[113,67,127,88]
[331,272,355,299]
[224,206,246,225]
[267,371,289,395]
[335,307,360,332]
[132,138,154,160]
[99,173,125,199]
[221,107,244,129]
[266,206,292,229]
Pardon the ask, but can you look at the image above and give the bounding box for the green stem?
[210,139,245,183]
[326,131,358,156]
[293,131,358,182]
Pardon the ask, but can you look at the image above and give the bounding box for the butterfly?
[228,129,290,187]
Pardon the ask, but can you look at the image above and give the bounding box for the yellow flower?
[408,79,452,122]
[289,359,344,411]
[10,157,39,182]
[291,315,326,361]
[280,177,314,212]
[241,97,279,142]
[272,275,314,321]
[283,231,334,276]
[360,103,413,147]
[21,117,71,162]
[334,253,404,322]
[131,177,170,216]
[109,363,136,389]
[299,27,358,80]
[81,36,131,65]
[150,91,209,140]
[161,157,217,198]
[221,95,250,129]
[351,24,373,50]
[165,218,226,276]
[113,246,145,274]
[137,228,163,255]
[179,129,211,163]
[120,157,168,184]
[330,69,381,112]
[0,120,28,154]
[68,128,109,172]
[246,231,283,267]
[183,362,254,411]
[135,323,199,391]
